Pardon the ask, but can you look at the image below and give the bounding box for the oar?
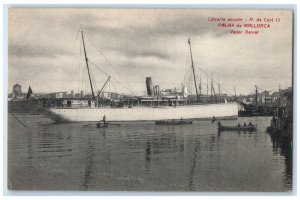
[105,122,121,126]
[107,123,121,126]
[83,122,121,127]
[9,112,27,128]
[83,123,99,127]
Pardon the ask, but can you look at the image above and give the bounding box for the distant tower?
[146,77,153,96]
[80,90,83,98]
[71,90,74,98]
[13,84,22,96]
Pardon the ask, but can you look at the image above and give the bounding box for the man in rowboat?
[212,116,216,124]
[103,115,106,123]
[217,121,222,128]
[98,115,106,127]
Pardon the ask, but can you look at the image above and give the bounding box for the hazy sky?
[8,9,293,95]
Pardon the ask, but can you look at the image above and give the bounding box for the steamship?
[49,32,238,122]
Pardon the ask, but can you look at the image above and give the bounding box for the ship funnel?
[182,86,188,98]
[153,85,160,96]
[146,77,153,96]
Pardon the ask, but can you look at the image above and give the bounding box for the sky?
[8,9,293,96]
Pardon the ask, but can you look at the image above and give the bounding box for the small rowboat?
[155,119,193,125]
[96,122,121,128]
[96,123,109,128]
[218,124,257,131]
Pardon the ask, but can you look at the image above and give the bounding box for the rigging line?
[195,66,233,96]
[84,68,87,95]
[183,48,190,74]
[91,74,98,94]
[109,78,111,93]
[75,28,81,41]
[81,63,85,95]
[111,80,119,94]
[79,42,88,95]
[89,58,132,94]
[82,63,85,93]
[86,37,137,93]
[199,77,209,91]
[181,65,192,86]
[89,64,99,92]
[185,51,190,72]
[84,62,88,95]
[89,61,136,94]
[188,68,195,93]
[187,88,193,95]
[181,49,192,86]
[78,43,83,94]
[89,60,111,77]
[89,60,122,93]
[111,77,136,94]
[86,39,137,93]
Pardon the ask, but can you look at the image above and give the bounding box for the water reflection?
[81,137,95,190]
[26,131,33,159]
[8,116,292,191]
[187,140,200,191]
[37,124,73,159]
[268,133,292,189]
[145,141,151,175]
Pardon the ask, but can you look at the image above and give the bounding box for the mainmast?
[81,31,95,99]
[255,85,258,107]
[264,90,267,107]
[206,75,209,96]
[188,38,199,100]
[211,74,214,100]
[218,73,221,96]
[234,86,237,101]
[199,73,202,97]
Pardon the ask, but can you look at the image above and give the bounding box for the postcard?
[8,8,293,192]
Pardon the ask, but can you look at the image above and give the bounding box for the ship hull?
[48,103,238,122]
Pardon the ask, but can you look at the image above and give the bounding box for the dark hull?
[8,100,39,113]
[96,122,121,128]
[155,120,193,125]
[239,103,278,117]
[218,125,257,131]
[96,123,109,128]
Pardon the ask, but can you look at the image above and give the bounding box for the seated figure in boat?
[99,120,104,126]
[243,122,247,126]
[248,122,253,126]
[237,123,241,127]
[217,121,222,128]
[212,116,216,124]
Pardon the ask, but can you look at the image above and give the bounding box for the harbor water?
[8,114,292,191]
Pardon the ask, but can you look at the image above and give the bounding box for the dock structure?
[266,90,292,142]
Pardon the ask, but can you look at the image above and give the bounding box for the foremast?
[81,30,95,99]
[188,38,199,100]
